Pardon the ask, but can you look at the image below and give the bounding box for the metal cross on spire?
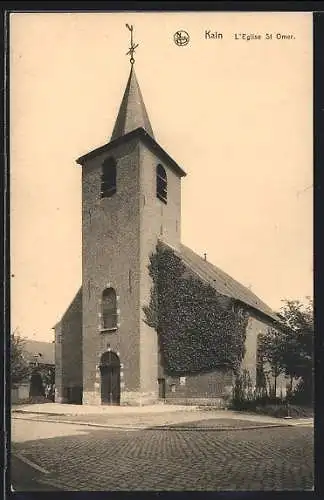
[126,24,139,66]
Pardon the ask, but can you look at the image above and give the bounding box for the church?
[54,32,282,406]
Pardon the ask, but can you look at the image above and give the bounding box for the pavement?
[11,402,314,431]
[11,419,314,491]
[11,454,62,491]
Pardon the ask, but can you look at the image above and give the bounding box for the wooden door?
[100,352,120,405]
[158,378,166,399]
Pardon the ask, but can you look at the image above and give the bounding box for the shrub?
[290,378,313,406]
[231,369,256,410]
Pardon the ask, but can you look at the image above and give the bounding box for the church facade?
[54,58,282,406]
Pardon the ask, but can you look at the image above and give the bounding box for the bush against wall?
[143,243,249,375]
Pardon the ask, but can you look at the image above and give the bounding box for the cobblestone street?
[11,419,313,491]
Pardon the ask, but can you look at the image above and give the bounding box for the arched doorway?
[99,351,120,405]
[29,368,45,398]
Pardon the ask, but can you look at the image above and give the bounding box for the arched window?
[102,288,117,330]
[156,164,167,203]
[101,157,116,198]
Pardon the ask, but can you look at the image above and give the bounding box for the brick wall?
[139,142,182,401]
[81,138,141,404]
[241,312,291,394]
[55,288,82,403]
[241,313,267,385]
[163,368,234,400]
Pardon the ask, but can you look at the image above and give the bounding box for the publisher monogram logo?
[173,30,190,46]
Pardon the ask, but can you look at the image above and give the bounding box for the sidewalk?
[11,403,314,431]
[12,402,198,416]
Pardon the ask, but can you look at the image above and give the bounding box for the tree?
[11,329,30,386]
[278,298,314,402]
[258,298,313,402]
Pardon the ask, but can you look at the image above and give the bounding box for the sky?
[10,12,313,342]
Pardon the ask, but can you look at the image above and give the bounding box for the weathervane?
[126,24,138,65]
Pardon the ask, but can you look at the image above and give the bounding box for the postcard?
[9,11,313,491]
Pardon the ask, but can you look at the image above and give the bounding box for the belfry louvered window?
[156,164,167,204]
[102,288,117,330]
[101,157,116,198]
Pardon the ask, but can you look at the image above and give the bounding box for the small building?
[11,339,55,403]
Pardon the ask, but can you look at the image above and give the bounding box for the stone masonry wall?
[55,288,82,403]
[164,368,234,401]
[241,313,266,385]
[82,138,141,405]
[139,142,182,402]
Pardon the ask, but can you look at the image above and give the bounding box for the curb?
[144,424,293,431]
[13,410,71,417]
[12,415,140,431]
[12,415,295,432]
[12,451,50,474]
[12,452,76,491]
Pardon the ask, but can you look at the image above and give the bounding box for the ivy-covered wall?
[143,243,249,376]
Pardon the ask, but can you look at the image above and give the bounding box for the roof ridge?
[178,243,279,322]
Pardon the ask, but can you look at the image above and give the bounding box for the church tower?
[77,29,186,405]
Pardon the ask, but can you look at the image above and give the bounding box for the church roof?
[110,66,154,141]
[160,241,280,323]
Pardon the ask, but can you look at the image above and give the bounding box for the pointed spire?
[110,65,154,142]
[110,25,154,142]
